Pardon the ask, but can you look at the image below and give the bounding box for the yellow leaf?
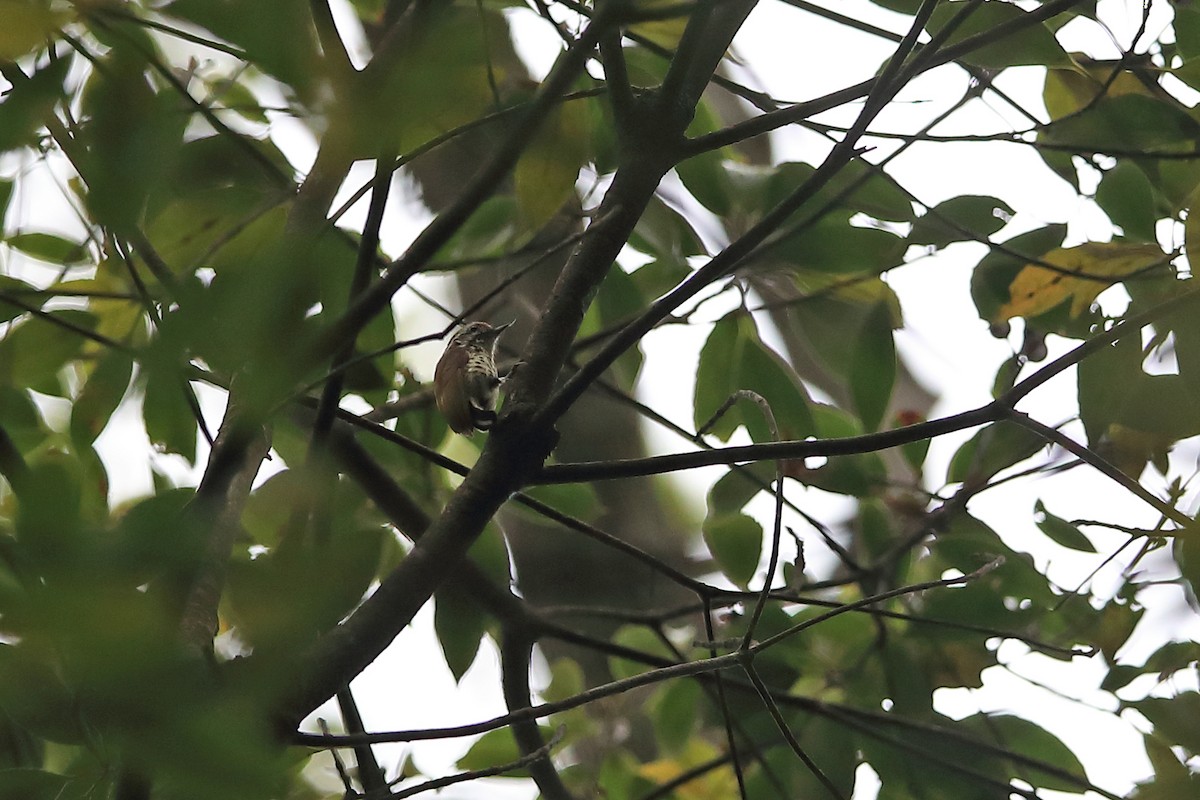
[640,740,738,800]
[1043,59,1159,121]
[0,1,70,60]
[997,242,1164,321]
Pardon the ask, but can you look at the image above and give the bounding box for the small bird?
[433,321,513,435]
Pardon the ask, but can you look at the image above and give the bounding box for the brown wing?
[434,347,474,435]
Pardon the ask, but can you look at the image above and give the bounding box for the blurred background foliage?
[0,0,1198,799]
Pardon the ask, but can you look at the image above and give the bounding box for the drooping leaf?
[629,195,706,261]
[433,583,487,683]
[514,92,589,232]
[0,310,95,392]
[702,512,762,588]
[1095,162,1159,242]
[848,298,896,432]
[70,350,134,448]
[997,242,1164,321]
[694,312,813,442]
[1033,500,1096,552]
[434,522,510,682]
[608,625,675,681]
[1077,331,1141,447]
[947,422,1046,487]
[653,678,701,755]
[79,45,188,234]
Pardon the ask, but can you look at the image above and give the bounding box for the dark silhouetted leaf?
[1034,500,1096,552]
[703,512,762,588]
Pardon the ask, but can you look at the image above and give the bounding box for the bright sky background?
[5,1,1199,798]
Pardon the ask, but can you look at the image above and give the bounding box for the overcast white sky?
[5,1,1198,797]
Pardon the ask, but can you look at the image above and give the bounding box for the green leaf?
[791,715,858,799]
[514,96,588,232]
[1177,6,1200,61]
[433,520,511,682]
[703,512,762,588]
[1033,500,1096,552]
[0,769,87,800]
[1077,332,1141,446]
[947,422,1046,486]
[518,482,599,522]
[694,313,813,442]
[0,310,95,392]
[608,626,674,681]
[166,0,321,95]
[79,45,188,233]
[0,179,12,220]
[1042,94,1200,155]
[431,196,520,265]
[925,1,1073,69]
[70,350,133,447]
[959,713,1089,792]
[848,299,896,432]
[0,1,68,59]
[0,385,45,453]
[768,212,906,274]
[629,195,706,260]
[142,369,198,462]
[354,4,516,154]
[970,225,1067,324]
[1128,692,1200,756]
[654,678,701,755]
[457,725,555,775]
[707,461,776,518]
[6,232,90,266]
[434,583,487,682]
[629,258,691,299]
[0,645,83,744]
[1095,162,1158,242]
[0,275,36,324]
[910,195,1014,248]
[0,56,68,152]
[15,456,83,569]
[790,403,888,497]
[112,488,198,581]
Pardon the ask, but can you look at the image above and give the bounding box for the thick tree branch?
[280,0,761,727]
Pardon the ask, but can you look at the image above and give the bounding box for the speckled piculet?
[433,321,513,435]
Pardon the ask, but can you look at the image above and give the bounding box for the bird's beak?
[490,320,515,337]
